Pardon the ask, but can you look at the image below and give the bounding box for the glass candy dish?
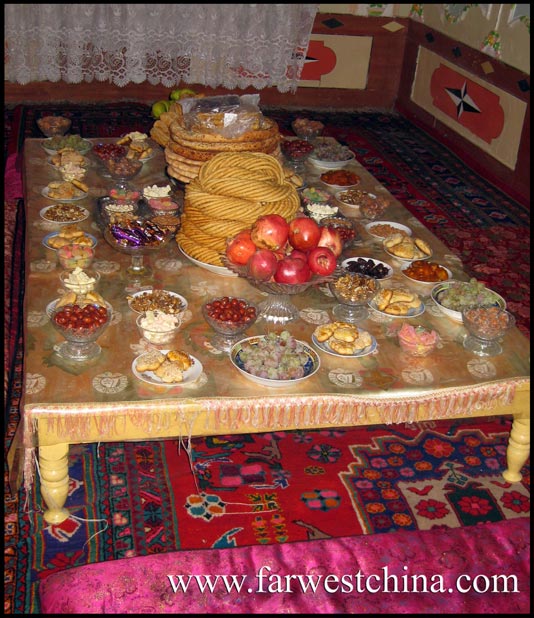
[103,219,171,279]
[222,257,341,325]
[136,311,183,347]
[398,323,439,357]
[462,305,515,356]
[281,138,315,173]
[59,268,100,294]
[202,297,259,352]
[291,118,324,141]
[329,273,380,322]
[37,116,72,137]
[46,298,112,362]
[102,156,143,190]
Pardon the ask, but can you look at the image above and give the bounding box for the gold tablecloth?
[20,138,530,501]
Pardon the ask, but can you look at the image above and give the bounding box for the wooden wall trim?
[396,19,530,207]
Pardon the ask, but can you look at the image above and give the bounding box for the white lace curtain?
[4,4,318,92]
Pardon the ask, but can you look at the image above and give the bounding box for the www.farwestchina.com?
[167,565,520,595]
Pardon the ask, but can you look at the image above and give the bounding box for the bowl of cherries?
[281,139,314,172]
[202,296,258,352]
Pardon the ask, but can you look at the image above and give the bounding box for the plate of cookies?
[42,179,89,202]
[383,234,432,263]
[312,322,377,357]
[43,227,98,251]
[369,287,425,318]
[132,348,203,386]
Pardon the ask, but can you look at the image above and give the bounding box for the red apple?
[247,249,279,281]
[250,214,290,251]
[288,249,308,263]
[307,246,337,276]
[274,256,312,284]
[317,226,343,257]
[225,229,257,265]
[288,216,321,251]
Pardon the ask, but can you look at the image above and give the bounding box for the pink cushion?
[39,517,530,614]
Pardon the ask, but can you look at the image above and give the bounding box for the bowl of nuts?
[329,273,380,323]
[202,296,258,352]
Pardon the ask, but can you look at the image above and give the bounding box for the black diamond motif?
[322,18,344,29]
[425,32,435,43]
[452,47,462,57]
[517,79,530,92]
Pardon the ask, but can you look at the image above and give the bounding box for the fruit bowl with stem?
[102,156,143,190]
[46,298,113,362]
[462,305,515,356]
[222,257,340,325]
[202,297,259,352]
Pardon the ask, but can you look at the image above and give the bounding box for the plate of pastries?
[42,179,89,201]
[312,321,377,357]
[132,348,202,386]
[369,286,425,318]
[42,225,97,250]
[382,234,432,262]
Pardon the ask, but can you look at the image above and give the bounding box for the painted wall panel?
[411,47,527,169]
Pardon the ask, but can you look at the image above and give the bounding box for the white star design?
[445,82,480,119]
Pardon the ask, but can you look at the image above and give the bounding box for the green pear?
[151,100,171,119]
[169,89,183,101]
[178,88,197,98]
[169,88,196,101]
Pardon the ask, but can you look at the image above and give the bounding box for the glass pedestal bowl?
[291,118,324,142]
[202,297,258,352]
[46,298,113,361]
[329,273,380,323]
[37,116,72,137]
[102,156,143,190]
[462,305,515,356]
[222,258,339,324]
[104,222,171,280]
[281,139,315,174]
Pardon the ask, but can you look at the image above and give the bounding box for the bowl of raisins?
[341,257,393,280]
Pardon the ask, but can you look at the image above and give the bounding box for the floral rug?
[7,417,530,613]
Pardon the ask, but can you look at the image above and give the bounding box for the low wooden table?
[17,138,530,524]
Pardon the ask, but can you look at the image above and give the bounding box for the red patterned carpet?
[4,104,530,614]
[10,418,530,612]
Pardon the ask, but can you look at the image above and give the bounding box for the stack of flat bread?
[150,101,282,184]
[176,152,301,267]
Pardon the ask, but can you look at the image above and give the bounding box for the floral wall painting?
[481,30,501,58]
[442,4,492,24]
[507,4,530,31]
[410,4,424,22]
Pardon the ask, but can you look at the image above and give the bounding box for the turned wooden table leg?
[39,443,71,524]
[502,417,530,483]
